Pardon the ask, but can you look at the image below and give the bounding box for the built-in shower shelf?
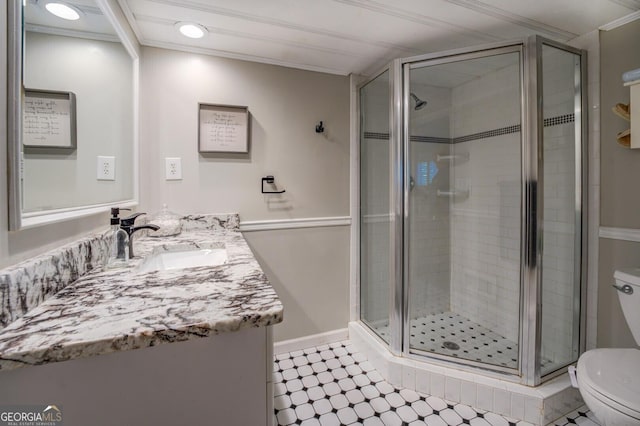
[437,189,469,198]
[436,153,469,163]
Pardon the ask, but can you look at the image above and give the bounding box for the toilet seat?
[577,348,640,420]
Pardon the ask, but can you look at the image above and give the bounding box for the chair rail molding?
[599,226,640,243]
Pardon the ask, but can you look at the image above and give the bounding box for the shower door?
[404,47,524,371]
[538,41,586,377]
[357,37,586,385]
[359,70,392,343]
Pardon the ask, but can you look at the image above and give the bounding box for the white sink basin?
[136,248,228,273]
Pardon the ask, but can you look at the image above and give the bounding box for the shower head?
[410,93,427,110]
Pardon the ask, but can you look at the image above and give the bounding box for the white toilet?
[576,268,640,425]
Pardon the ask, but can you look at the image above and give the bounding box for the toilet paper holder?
[261,176,286,194]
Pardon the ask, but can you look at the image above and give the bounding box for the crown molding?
[599,10,640,30]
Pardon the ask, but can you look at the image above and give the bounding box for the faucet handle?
[121,212,146,227]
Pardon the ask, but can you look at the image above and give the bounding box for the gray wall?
[598,19,640,348]
[244,228,349,342]
[139,47,351,342]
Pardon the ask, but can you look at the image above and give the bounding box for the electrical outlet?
[97,156,116,181]
[165,157,182,180]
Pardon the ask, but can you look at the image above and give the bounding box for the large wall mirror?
[8,0,139,230]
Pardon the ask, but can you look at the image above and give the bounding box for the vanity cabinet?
[0,217,281,426]
[0,327,273,426]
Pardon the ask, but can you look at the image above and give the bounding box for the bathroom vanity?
[0,214,282,426]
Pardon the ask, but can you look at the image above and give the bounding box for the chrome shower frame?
[356,36,588,386]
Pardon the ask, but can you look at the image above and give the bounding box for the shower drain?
[442,341,460,351]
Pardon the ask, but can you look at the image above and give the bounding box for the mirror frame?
[7,0,140,230]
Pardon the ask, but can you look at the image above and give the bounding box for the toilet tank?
[614,268,640,345]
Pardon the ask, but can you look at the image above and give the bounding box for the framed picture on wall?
[23,89,77,149]
[198,103,250,154]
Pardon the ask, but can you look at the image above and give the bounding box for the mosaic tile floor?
[273,341,597,426]
[373,312,555,370]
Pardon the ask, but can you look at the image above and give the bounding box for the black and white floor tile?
[374,313,554,370]
[273,341,598,426]
[551,409,599,426]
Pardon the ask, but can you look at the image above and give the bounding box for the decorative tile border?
[452,124,521,144]
[411,135,452,144]
[543,113,575,127]
[363,113,575,144]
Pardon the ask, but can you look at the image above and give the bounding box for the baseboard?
[274,328,349,355]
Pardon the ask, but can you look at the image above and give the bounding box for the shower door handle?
[612,282,634,295]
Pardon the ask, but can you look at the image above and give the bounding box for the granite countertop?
[0,228,283,371]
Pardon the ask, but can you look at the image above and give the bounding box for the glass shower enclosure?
[358,36,587,386]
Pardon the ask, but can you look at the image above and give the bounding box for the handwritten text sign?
[23,90,75,148]
[199,104,249,153]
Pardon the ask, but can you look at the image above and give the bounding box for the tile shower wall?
[409,84,452,319]
[449,62,522,343]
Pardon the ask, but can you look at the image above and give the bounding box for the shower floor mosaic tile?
[273,341,595,426]
[373,312,554,370]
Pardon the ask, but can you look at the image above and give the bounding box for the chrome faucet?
[120,213,160,258]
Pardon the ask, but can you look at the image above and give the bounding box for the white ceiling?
[32,0,640,76]
[25,0,118,40]
[116,0,640,76]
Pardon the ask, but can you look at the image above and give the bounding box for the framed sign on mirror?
[23,89,77,149]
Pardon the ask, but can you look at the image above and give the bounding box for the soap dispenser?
[107,207,129,268]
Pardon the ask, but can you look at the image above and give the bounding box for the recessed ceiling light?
[44,2,82,21]
[176,22,207,39]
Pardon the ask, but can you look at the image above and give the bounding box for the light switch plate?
[97,156,116,181]
[165,157,182,180]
